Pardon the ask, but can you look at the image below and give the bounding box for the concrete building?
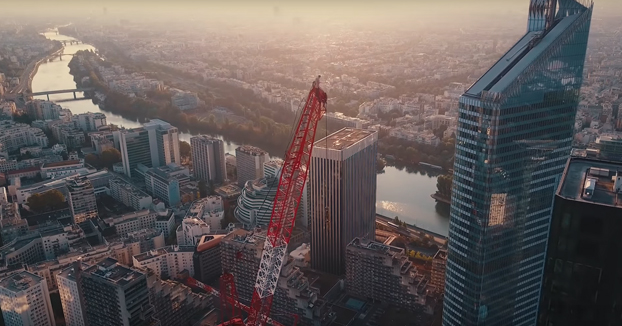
[176,218,211,246]
[431,248,447,294]
[133,245,195,279]
[221,229,263,304]
[190,135,226,184]
[72,112,107,132]
[309,128,377,275]
[109,177,153,211]
[146,272,212,326]
[144,166,182,207]
[215,184,242,209]
[67,176,98,224]
[539,157,622,326]
[0,271,56,326]
[346,238,433,313]
[154,209,175,239]
[171,91,199,111]
[0,121,49,153]
[103,209,158,238]
[185,196,225,231]
[116,127,151,177]
[109,228,166,267]
[81,258,155,326]
[57,262,90,326]
[26,99,63,121]
[235,145,269,187]
[144,119,180,168]
[193,235,224,284]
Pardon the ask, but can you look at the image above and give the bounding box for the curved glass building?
[443,1,593,325]
[234,176,279,228]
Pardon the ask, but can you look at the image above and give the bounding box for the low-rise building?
[133,245,195,279]
[176,218,211,246]
[109,177,153,210]
[103,209,157,237]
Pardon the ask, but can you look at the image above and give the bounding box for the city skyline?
[0,0,619,325]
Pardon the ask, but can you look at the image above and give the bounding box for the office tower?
[57,262,90,326]
[190,135,226,184]
[67,176,98,224]
[81,258,154,326]
[117,127,151,177]
[538,157,622,325]
[234,174,279,228]
[0,271,56,326]
[309,128,377,275]
[144,119,181,168]
[345,238,433,313]
[144,167,181,207]
[443,2,593,325]
[193,235,224,284]
[235,145,269,187]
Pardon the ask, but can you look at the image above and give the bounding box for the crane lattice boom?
[245,77,327,326]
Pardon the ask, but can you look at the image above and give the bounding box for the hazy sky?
[2,0,619,30]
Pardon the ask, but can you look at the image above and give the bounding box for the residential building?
[176,218,211,246]
[431,249,447,294]
[72,112,106,132]
[538,157,622,326]
[109,229,165,267]
[146,272,212,326]
[0,121,48,152]
[57,262,90,326]
[0,271,56,326]
[190,135,226,184]
[109,177,153,210]
[443,2,593,325]
[185,196,225,231]
[80,258,155,326]
[154,209,175,239]
[133,245,195,279]
[221,229,263,304]
[103,209,158,238]
[66,176,98,224]
[26,99,63,120]
[193,235,224,284]
[144,119,180,167]
[171,91,199,111]
[346,238,433,313]
[116,127,151,177]
[309,128,377,275]
[235,145,269,187]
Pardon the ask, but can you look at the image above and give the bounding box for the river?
[32,32,450,236]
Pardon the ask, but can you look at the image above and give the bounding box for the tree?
[85,154,100,168]
[179,140,191,158]
[26,190,66,213]
[436,174,453,200]
[101,148,121,169]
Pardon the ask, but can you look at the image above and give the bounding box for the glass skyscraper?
[443,1,593,325]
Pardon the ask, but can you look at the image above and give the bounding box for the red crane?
[246,76,327,326]
[185,77,326,326]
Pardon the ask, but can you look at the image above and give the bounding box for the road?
[7,46,64,95]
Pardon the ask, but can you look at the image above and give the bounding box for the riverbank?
[9,43,63,96]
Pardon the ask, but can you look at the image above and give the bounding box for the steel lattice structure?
[244,77,327,326]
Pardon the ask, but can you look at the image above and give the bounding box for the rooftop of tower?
[558,157,622,208]
[465,1,590,98]
[315,128,375,151]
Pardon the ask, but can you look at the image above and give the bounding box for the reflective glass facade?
[443,1,593,325]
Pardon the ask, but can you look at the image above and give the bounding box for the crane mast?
[244,76,327,326]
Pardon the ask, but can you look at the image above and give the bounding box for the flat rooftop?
[85,257,144,286]
[315,128,375,151]
[558,157,622,208]
[0,271,43,293]
[236,145,268,156]
[133,245,195,262]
